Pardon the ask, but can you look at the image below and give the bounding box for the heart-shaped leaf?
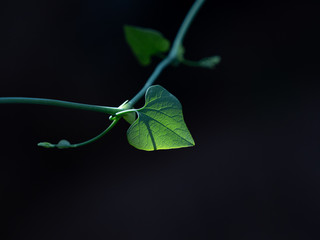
[127,85,195,151]
[124,25,170,66]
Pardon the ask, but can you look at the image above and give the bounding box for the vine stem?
[0,0,205,112]
[0,97,121,114]
[129,0,206,106]
[69,118,119,148]
[0,0,206,148]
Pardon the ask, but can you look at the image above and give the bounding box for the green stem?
[180,59,202,67]
[38,118,120,149]
[129,0,206,106]
[0,97,120,115]
[169,0,205,58]
[129,57,173,106]
[0,0,206,149]
[72,118,119,148]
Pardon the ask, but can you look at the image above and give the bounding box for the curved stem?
[38,118,120,149]
[1,0,206,150]
[0,97,120,115]
[114,109,138,117]
[129,0,206,106]
[129,57,173,106]
[180,59,201,67]
[72,118,120,148]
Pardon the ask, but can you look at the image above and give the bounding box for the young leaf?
[198,55,221,69]
[127,85,195,151]
[124,25,170,66]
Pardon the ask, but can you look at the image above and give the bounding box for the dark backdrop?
[1,0,320,239]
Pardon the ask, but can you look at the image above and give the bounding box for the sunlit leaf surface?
[127,85,195,151]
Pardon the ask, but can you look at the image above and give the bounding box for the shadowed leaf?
[124,25,170,66]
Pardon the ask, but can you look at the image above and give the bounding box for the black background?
[1,0,320,239]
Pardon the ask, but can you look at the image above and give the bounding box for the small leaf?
[198,55,221,69]
[124,25,170,66]
[127,85,195,151]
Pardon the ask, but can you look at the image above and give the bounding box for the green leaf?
[127,85,195,151]
[198,55,221,69]
[124,25,170,66]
